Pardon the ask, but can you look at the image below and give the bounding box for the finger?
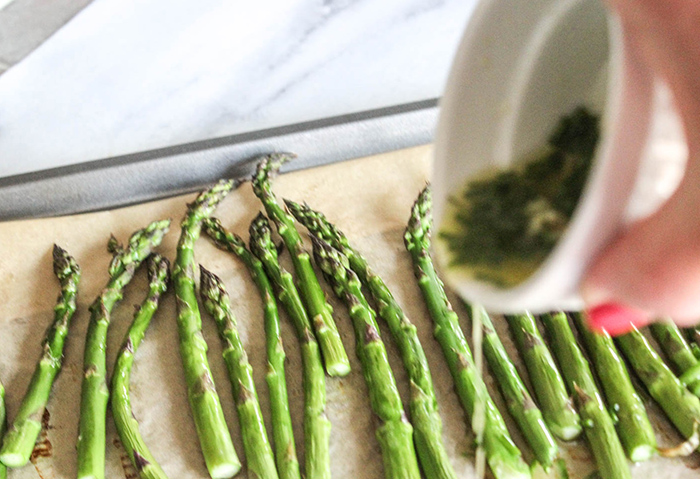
[582,170,700,324]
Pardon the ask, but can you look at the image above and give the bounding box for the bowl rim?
[432,0,653,312]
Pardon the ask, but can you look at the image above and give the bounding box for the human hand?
[583,0,700,334]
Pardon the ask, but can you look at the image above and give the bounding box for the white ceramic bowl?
[433,0,653,313]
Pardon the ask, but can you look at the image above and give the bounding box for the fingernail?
[587,303,650,336]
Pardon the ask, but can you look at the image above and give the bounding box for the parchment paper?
[0,146,697,478]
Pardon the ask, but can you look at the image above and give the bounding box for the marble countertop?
[0,0,477,178]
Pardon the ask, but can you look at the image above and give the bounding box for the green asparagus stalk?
[77,219,170,479]
[0,380,6,479]
[687,329,700,360]
[0,245,80,468]
[650,321,698,372]
[312,237,421,479]
[249,213,331,479]
[287,199,458,479]
[531,458,570,479]
[251,154,350,377]
[111,255,170,479]
[572,312,656,462]
[173,180,240,479]
[687,328,700,359]
[679,363,700,389]
[474,306,558,467]
[540,312,631,479]
[199,266,279,479]
[403,186,555,468]
[203,217,301,479]
[649,321,700,395]
[616,326,700,445]
[507,313,582,441]
[427,302,531,479]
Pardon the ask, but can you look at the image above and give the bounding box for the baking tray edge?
[0,98,438,220]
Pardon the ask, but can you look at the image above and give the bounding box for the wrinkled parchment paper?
[0,146,698,478]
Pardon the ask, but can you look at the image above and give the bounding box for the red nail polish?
[587,303,650,336]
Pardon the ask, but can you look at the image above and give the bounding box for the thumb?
[582,0,700,333]
[582,157,700,330]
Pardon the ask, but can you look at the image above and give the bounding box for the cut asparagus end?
[323,356,352,377]
[209,462,242,479]
[490,461,532,479]
[0,420,42,468]
[551,424,584,442]
[628,444,656,463]
[0,451,26,469]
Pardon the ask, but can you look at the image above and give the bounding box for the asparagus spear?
[572,313,656,462]
[77,219,170,479]
[312,237,421,479]
[650,321,698,372]
[687,328,700,359]
[111,255,170,479]
[0,245,80,468]
[473,305,558,467]
[403,186,555,468]
[203,218,301,479]
[0,380,6,479]
[428,301,531,479]
[251,154,350,377]
[173,180,240,479]
[680,363,700,390]
[199,266,279,479]
[287,199,457,479]
[616,326,700,444]
[507,313,581,441]
[540,312,631,479]
[249,213,331,479]
[649,321,700,395]
[687,329,700,360]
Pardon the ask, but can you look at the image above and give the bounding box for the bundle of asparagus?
[616,327,700,446]
[203,218,301,479]
[288,199,457,479]
[199,266,279,479]
[401,186,535,478]
[470,306,558,467]
[312,236,422,479]
[540,312,631,479]
[78,219,170,479]
[249,213,331,479]
[252,154,350,377]
[9,159,700,479]
[571,312,656,462]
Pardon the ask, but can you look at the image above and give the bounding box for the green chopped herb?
[440,107,599,287]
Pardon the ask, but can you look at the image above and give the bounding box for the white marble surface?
[0,0,476,178]
[0,0,15,12]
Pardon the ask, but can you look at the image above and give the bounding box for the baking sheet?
[0,146,698,478]
[0,99,437,221]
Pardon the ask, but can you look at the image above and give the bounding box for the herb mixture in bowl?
[440,107,600,288]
